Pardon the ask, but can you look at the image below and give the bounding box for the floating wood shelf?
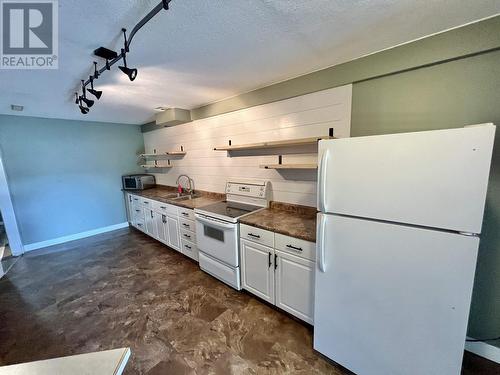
[214,136,334,151]
[141,165,173,169]
[260,163,318,170]
[139,151,186,158]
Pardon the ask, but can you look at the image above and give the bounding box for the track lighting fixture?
[80,80,95,108]
[118,48,138,81]
[78,97,89,114]
[73,0,172,113]
[87,76,102,100]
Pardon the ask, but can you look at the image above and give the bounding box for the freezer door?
[314,213,479,375]
[317,123,495,233]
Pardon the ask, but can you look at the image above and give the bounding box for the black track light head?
[93,62,99,79]
[87,88,102,100]
[118,48,137,81]
[105,59,111,70]
[74,92,79,104]
[78,97,89,114]
[88,76,102,100]
[81,96,94,108]
[80,80,94,107]
[119,66,138,81]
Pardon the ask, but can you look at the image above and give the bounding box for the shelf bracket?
[329,127,334,137]
[278,155,282,165]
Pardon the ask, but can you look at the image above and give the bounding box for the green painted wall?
[351,49,500,344]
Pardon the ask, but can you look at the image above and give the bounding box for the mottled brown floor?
[0,228,498,374]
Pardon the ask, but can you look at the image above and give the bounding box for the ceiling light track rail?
[74,0,172,114]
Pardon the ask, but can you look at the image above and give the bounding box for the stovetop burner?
[196,201,262,222]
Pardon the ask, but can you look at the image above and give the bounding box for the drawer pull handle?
[160,206,167,209]
[248,233,261,239]
[184,234,191,239]
[268,252,272,268]
[144,201,149,204]
[183,223,190,227]
[135,209,140,212]
[185,245,192,249]
[286,244,303,251]
[182,212,189,216]
[134,198,139,201]
[137,223,143,226]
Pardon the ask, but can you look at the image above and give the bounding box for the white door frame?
[0,148,23,256]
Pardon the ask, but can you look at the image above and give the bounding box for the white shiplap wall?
[143,84,352,206]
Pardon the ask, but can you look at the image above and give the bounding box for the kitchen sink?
[170,194,201,201]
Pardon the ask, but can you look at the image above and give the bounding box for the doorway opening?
[0,148,23,278]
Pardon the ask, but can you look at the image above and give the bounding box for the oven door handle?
[194,213,235,230]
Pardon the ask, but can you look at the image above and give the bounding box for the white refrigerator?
[314,123,496,375]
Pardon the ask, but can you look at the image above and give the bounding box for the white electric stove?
[194,180,269,289]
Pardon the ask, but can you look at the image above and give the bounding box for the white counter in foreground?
[0,348,131,375]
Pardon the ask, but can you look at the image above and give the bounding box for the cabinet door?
[241,239,274,304]
[167,215,180,251]
[124,193,133,223]
[145,209,158,238]
[155,213,168,244]
[275,250,314,324]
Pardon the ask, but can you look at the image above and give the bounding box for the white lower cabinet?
[275,250,315,324]
[166,215,180,251]
[125,194,197,261]
[240,227,315,324]
[241,239,274,303]
[145,208,158,238]
[155,213,168,244]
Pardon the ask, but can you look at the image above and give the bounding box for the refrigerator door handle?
[318,148,329,212]
[317,213,327,272]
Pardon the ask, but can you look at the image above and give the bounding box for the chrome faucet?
[176,174,194,195]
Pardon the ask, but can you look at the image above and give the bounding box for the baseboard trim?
[465,337,500,364]
[23,222,130,252]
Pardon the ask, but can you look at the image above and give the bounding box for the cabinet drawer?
[141,198,153,207]
[152,201,177,216]
[130,194,141,205]
[134,221,146,232]
[132,206,144,218]
[178,207,195,221]
[180,227,196,243]
[181,239,198,261]
[240,224,274,248]
[275,233,316,261]
[179,217,195,232]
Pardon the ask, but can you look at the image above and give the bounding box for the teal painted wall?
[351,49,500,344]
[0,115,144,245]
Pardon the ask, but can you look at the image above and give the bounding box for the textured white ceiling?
[1,0,499,124]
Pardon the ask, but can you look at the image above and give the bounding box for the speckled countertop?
[240,202,317,242]
[124,186,224,209]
